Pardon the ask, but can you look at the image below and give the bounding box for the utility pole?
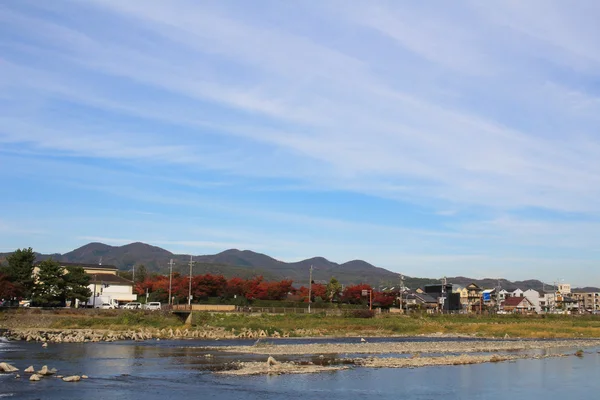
[132,265,135,284]
[92,274,97,308]
[168,259,174,306]
[188,256,194,307]
[399,274,404,314]
[308,265,313,314]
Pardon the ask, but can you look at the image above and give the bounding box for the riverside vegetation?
[3,309,600,340]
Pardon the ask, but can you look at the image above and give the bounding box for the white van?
[145,302,161,310]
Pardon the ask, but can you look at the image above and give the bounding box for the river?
[1,337,599,399]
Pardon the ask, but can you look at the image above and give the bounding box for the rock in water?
[267,356,278,366]
[360,337,366,343]
[29,374,41,381]
[81,375,89,379]
[24,366,35,373]
[62,375,81,382]
[0,362,19,372]
[37,365,55,376]
[41,342,48,348]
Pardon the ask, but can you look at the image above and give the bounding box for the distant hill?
[1,242,597,291]
[445,277,550,292]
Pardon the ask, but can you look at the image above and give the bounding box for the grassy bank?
[3,309,600,338]
[193,313,600,338]
[0,308,183,330]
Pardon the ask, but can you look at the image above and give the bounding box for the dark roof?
[503,297,529,307]
[62,262,117,270]
[34,261,118,270]
[88,274,133,285]
[408,293,438,304]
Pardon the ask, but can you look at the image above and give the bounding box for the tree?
[135,264,147,284]
[326,277,342,302]
[31,259,65,307]
[0,272,18,299]
[341,284,373,304]
[63,265,92,307]
[6,247,36,298]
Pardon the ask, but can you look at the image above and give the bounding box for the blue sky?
[1,1,600,286]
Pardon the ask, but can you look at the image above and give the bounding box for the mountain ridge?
[1,242,596,291]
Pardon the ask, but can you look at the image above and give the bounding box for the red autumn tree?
[341,284,373,304]
[0,273,19,299]
[373,291,395,307]
[297,283,327,302]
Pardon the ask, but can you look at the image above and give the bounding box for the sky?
[1,1,600,287]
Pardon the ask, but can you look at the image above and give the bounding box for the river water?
[1,337,600,399]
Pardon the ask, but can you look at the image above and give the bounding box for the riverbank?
[4,309,600,340]
[210,338,600,356]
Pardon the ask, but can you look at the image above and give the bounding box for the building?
[572,292,600,313]
[510,288,524,298]
[60,262,137,306]
[423,284,461,312]
[558,283,571,295]
[460,283,483,311]
[501,296,534,314]
[523,289,543,313]
[404,292,439,313]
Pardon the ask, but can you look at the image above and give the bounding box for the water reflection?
[1,339,599,400]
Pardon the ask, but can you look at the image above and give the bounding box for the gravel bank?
[211,338,600,356]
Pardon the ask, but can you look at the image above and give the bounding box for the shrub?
[344,309,376,318]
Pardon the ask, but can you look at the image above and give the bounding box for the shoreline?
[4,326,600,343]
[208,338,600,355]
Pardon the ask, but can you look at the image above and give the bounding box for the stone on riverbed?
[37,365,56,375]
[62,375,81,382]
[267,356,278,366]
[24,366,35,373]
[0,362,19,372]
[30,374,41,381]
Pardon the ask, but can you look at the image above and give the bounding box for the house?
[482,289,497,307]
[60,262,137,306]
[501,296,534,314]
[510,288,524,298]
[461,283,483,311]
[523,289,542,313]
[498,289,509,302]
[404,292,439,313]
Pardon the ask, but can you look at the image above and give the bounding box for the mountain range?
[1,242,596,291]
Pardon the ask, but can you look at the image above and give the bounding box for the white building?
[558,283,571,295]
[61,262,137,306]
[523,289,542,313]
[511,288,524,298]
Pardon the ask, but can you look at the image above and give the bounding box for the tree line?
[0,248,91,306]
[134,273,397,307]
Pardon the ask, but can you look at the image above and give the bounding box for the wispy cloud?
[2,1,600,284]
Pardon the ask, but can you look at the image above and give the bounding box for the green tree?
[64,265,92,307]
[31,259,65,306]
[6,247,36,298]
[135,264,147,284]
[326,277,342,303]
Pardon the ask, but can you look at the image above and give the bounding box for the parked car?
[122,302,142,310]
[99,302,115,309]
[145,302,161,311]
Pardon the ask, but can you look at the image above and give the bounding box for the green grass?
[4,309,600,338]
